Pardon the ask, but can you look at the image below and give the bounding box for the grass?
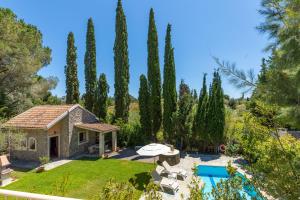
[4,158,154,199]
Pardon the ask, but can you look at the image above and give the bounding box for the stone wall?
[68,107,98,157]
[58,117,69,158]
[10,129,48,161]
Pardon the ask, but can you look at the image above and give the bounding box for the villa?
[2,104,119,161]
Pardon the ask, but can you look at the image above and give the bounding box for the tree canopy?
[114,0,130,122]
[94,73,109,122]
[147,8,162,139]
[163,24,177,143]
[65,32,79,104]
[0,8,56,118]
[84,18,97,112]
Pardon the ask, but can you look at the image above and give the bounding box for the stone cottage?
[2,104,119,161]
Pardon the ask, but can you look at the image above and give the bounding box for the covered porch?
[75,123,119,157]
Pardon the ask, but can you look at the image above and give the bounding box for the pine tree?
[138,74,151,140]
[147,8,162,139]
[84,18,97,112]
[193,74,208,145]
[163,24,177,143]
[258,58,267,84]
[65,32,79,104]
[94,73,109,121]
[114,0,130,122]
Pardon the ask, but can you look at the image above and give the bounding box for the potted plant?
[102,153,109,159]
[36,156,50,173]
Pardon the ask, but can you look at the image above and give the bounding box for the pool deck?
[140,153,237,200]
[140,153,275,200]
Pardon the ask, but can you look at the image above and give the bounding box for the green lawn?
[4,158,154,199]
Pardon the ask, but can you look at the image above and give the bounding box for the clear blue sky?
[2,0,269,98]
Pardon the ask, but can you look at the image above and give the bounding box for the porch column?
[112,131,117,152]
[99,133,105,157]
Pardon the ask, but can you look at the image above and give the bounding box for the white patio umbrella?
[137,143,171,164]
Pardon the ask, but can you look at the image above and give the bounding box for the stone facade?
[10,129,48,161]
[68,106,98,157]
[10,105,99,161]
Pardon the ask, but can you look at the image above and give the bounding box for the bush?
[225,142,241,156]
[188,177,206,200]
[115,120,148,147]
[156,131,164,143]
[99,179,134,200]
[144,181,162,200]
[39,156,50,165]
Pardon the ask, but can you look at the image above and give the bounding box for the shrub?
[188,177,206,200]
[156,131,164,143]
[144,181,162,200]
[225,142,241,156]
[99,179,134,200]
[115,119,148,147]
[39,156,50,165]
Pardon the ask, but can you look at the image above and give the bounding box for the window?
[28,137,37,151]
[16,138,27,150]
[78,132,88,144]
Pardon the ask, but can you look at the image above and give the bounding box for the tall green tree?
[193,74,209,148]
[65,32,79,104]
[192,89,198,102]
[207,71,225,145]
[84,18,97,112]
[175,80,193,150]
[147,8,162,139]
[258,58,267,84]
[114,0,130,122]
[138,75,151,140]
[0,8,55,117]
[163,24,177,143]
[94,73,109,121]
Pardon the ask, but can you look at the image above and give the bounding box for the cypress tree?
[193,74,208,145]
[192,89,198,102]
[163,24,177,143]
[206,71,225,145]
[94,73,109,121]
[65,32,79,104]
[176,80,193,150]
[138,74,151,140]
[147,8,162,139]
[215,72,225,144]
[114,0,130,122]
[84,18,97,112]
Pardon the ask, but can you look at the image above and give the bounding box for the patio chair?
[156,165,177,179]
[162,161,188,179]
[151,169,179,194]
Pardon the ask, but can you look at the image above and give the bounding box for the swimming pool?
[197,165,264,200]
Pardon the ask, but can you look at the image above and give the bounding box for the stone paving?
[44,159,72,171]
[140,153,238,200]
[108,148,159,163]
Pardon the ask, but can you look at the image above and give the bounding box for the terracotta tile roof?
[75,123,119,133]
[3,105,78,129]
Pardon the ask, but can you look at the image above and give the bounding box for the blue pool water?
[197,165,264,200]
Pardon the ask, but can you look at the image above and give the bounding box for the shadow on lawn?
[129,172,152,191]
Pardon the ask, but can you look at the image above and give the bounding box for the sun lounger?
[156,165,177,179]
[151,169,179,194]
[162,161,188,179]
